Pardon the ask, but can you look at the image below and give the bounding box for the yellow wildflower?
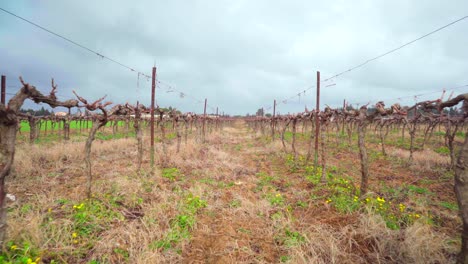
[74,203,85,210]
[10,245,17,250]
[72,232,78,238]
[276,193,282,197]
[399,204,405,212]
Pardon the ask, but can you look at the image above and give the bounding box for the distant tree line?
[249,105,462,118]
[19,106,53,116]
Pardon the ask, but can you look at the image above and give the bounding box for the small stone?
[6,194,16,202]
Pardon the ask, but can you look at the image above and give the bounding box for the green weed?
[71,198,124,239]
[166,133,177,140]
[162,168,181,181]
[266,193,285,206]
[229,199,241,208]
[285,154,306,172]
[237,228,251,234]
[407,185,430,195]
[277,228,305,247]
[199,178,216,185]
[113,248,129,260]
[327,194,361,213]
[440,201,458,211]
[20,204,33,215]
[434,146,450,155]
[296,201,307,208]
[0,241,42,264]
[255,172,276,192]
[151,193,207,251]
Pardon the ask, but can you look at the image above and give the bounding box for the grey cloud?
[1,0,467,115]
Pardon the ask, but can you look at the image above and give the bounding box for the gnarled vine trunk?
[281,120,291,152]
[378,123,389,156]
[0,122,18,244]
[176,119,182,153]
[0,77,79,244]
[321,122,327,183]
[134,114,143,174]
[291,118,297,159]
[28,115,36,144]
[455,134,468,264]
[85,118,107,198]
[357,107,370,197]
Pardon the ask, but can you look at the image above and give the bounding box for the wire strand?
[0,7,150,78]
[334,84,468,109]
[0,7,215,112]
[266,15,468,111]
[321,15,468,82]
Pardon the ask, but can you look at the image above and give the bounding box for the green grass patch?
[166,132,177,140]
[255,172,277,192]
[0,241,42,264]
[229,199,241,208]
[95,131,136,141]
[407,185,430,195]
[18,120,120,133]
[284,154,307,173]
[71,198,124,238]
[434,146,450,155]
[440,201,458,211]
[150,193,207,252]
[265,192,285,206]
[162,168,181,181]
[276,228,305,248]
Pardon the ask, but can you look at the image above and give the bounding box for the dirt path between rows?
[181,120,354,263]
[183,121,287,263]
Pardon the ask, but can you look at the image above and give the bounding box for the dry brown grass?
[288,212,456,264]
[388,147,450,170]
[2,123,460,263]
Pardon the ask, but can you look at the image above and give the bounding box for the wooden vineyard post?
[135,101,143,174]
[1,75,5,105]
[216,107,219,131]
[202,98,207,143]
[150,66,156,174]
[314,71,320,169]
[272,100,276,140]
[342,99,346,135]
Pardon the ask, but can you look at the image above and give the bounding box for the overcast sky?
[1,1,467,115]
